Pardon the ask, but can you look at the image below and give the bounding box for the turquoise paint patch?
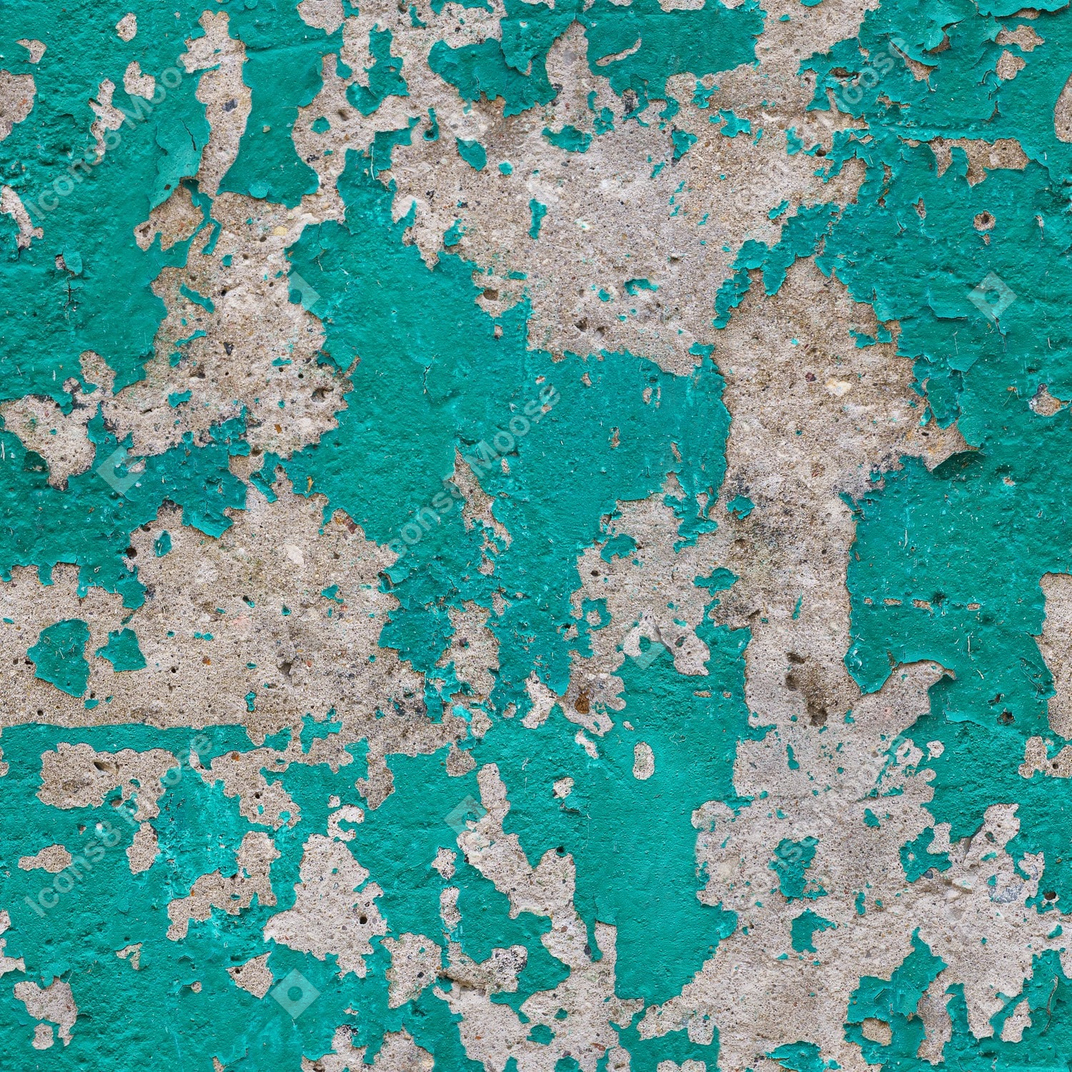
[455,137,488,170]
[726,494,754,519]
[529,199,547,239]
[429,0,762,121]
[900,828,952,882]
[96,627,147,672]
[28,619,90,697]
[581,0,764,112]
[299,710,342,752]
[542,125,592,153]
[789,910,837,953]
[671,128,697,160]
[429,37,555,118]
[769,1041,839,1072]
[217,3,339,206]
[179,283,214,313]
[771,837,826,900]
[443,219,464,247]
[284,152,729,711]
[347,27,408,116]
[714,109,752,136]
[5,3,1068,1067]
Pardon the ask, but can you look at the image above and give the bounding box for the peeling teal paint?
[771,837,825,901]
[28,619,90,697]
[3,0,1072,1068]
[455,137,487,170]
[96,628,147,672]
[790,911,837,953]
[542,125,592,153]
[528,199,546,240]
[347,27,408,116]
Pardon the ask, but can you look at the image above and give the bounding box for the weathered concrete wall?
[0,0,1069,1068]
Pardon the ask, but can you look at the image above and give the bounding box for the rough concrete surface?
[0,0,1071,1069]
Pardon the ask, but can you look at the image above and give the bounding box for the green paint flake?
[714,109,752,136]
[769,1041,839,1072]
[771,837,826,900]
[179,283,215,313]
[28,619,91,697]
[542,125,592,153]
[455,137,488,170]
[96,627,147,672]
[217,4,339,207]
[0,410,247,609]
[529,198,547,239]
[347,27,408,116]
[900,827,952,882]
[581,0,764,112]
[726,494,754,519]
[601,533,638,561]
[671,128,697,160]
[790,910,837,953]
[429,36,555,118]
[444,219,465,247]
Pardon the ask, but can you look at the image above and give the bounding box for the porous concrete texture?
[1,1,1071,1070]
